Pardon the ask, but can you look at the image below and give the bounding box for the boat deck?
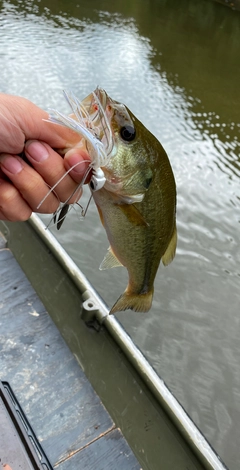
[0,232,140,469]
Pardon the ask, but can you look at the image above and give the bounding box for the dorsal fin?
[99,247,123,270]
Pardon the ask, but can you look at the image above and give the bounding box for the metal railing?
[29,213,227,470]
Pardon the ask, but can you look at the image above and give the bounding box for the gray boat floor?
[0,233,141,469]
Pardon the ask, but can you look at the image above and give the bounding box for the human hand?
[0,94,91,221]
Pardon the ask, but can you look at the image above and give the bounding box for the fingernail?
[25,141,49,162]
[0,156,23,174]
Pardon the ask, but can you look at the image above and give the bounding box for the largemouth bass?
[48,88,177,314]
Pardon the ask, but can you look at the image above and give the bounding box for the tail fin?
[110,289,153,314]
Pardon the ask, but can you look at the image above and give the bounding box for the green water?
[0,1,239,468]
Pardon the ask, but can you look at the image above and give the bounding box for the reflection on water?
[0,0,240,468]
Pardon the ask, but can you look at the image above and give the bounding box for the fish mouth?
[81,87,116,159]
[81,87,108,126]
[94,87,108,110]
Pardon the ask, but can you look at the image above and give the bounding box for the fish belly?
[93,186,175,313]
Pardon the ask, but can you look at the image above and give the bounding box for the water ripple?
[1,2,240,468]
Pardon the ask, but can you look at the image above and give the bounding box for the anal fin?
[99,247,123,270]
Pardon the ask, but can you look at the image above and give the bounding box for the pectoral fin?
[99,247,123,270]
[162,224,177,266]
[118,204,149,227]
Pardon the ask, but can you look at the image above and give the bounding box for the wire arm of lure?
[36,159,92,210]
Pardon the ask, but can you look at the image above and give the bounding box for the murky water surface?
[1,0,240,467]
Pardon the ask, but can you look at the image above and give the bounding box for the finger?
[0,94,83,154]
[25,140,90,203]
[0,154,59,214]
[0,179,32,221]
[64,148,92,184]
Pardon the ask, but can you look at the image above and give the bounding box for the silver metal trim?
[29,214,227,470]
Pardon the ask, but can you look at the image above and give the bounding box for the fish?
[47,88,177,314]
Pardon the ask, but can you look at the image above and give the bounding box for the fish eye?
[120,125,136,142]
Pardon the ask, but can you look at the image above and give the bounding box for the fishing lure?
[38,88,116,227]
